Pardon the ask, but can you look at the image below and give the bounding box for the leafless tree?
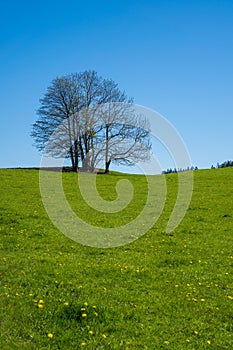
[93,103,151,173]
[32,71,151,173]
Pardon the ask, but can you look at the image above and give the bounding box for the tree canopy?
[32,70,151,173]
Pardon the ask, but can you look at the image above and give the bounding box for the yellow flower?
[227,295,233,300]
[94,311,98,317]
[102,334,107,339]
[38,303,43,309]
[207,340,211,345]
[164,340,170,345]
[64,302,69,306]
[194,330,199,335]
[81,307,86,311]
[47,333,53,338]
[92,305,97,309]
[89,330,94,334]
[84,302,88,306]
[82,313,87,317]
[39,300,44,304]
[81,342,86,346]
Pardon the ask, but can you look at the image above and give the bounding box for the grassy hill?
[0,168,233,349]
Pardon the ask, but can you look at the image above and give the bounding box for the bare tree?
[94,103,151,173]
[32,71,151,173]
[31,75,82,171]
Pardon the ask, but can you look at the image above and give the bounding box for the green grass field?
[0,168,233,349]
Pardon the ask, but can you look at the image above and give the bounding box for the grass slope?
[0,168,233,349]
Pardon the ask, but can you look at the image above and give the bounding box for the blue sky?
[0,0,232,170]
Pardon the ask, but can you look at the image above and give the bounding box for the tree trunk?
[69,146,75,172]
[79,136,84,164]
[74,139,79,172]
[105,124,109,173]
[105,160,111,174]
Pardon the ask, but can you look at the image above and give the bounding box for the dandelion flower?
[82,313,87,317]
[102,334,107,339]
[164,341,170,345]
[81,307,86,311]
[94,312,98,317]
[48,333,53,338]
[84,302,88,306]
[38,303,43,309]
[64,302,69,306]
[92,305,97,309]
[89,330,94,335]
[39,300,44,304]
[81,342,86,346]
[207,340,211,344]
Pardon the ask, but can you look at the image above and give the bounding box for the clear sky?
[0,0,232,170]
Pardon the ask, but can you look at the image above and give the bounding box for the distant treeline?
[163,160,233,174]
[162,166,198,174]
[212,160,233,169]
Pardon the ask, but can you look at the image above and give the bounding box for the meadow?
[0,168,233,349]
